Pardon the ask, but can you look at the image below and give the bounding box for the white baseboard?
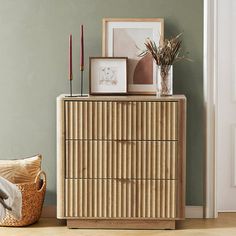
[42,205,204,219]
[218,210,236,212]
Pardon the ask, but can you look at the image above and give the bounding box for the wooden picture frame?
[102,18,164,95]
[89,57,128,95]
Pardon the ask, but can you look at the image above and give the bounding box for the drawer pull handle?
[117,140,136,144]
[117,178,132,183]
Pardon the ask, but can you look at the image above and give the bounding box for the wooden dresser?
[57,95,186,229]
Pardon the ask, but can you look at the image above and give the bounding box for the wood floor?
[1,213,236,236]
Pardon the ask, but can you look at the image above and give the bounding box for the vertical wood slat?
[107,138,112,179]
[108,102,112,140]
[98,141,102,179]
[152,102,156,140]
[93,102,98,139]
[74,180,78,217]
[88,102,93,139]
[74,141,78,178]
[65,179,176,219]
[132,102,137,140]
[142,102,147,140]
[162,102,166,140]
[65,179,69,217]
[69,102,74,140]
[137,102,141,140]
[79,141,83,178]
[97,179,101,217]
[98,102,103,140]
[113,102,117,140]
[65,141,69,178]
[141,142,146,180]
[146,102,151,140]
[122,102,127,141]
[118,102,122,140]
[103,101,108,140]
[172,101,177,141]
[127,102,132,140]
[157,102,161,140]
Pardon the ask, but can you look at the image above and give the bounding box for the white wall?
[216,0,236,211]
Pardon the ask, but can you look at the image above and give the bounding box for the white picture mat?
[91,59,127,93]
[105,21,162,93]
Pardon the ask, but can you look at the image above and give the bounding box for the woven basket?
[0,170,46,227]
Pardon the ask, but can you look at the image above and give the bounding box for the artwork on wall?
[102,18,164,95]
[89,57,128,95]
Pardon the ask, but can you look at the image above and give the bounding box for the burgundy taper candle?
[69,34,72,80]
[80,25,84,71]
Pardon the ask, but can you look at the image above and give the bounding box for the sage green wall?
[0,0,203,206]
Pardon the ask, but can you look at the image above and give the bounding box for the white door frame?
[204,0,218,218]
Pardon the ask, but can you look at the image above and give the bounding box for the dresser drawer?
[65,101,178,141]
[65,179,177,219]
[65,140,177,180]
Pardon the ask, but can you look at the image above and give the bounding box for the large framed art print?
[102,18,164,95]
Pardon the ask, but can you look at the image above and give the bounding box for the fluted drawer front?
[65,101,178,140]
[65,140,177,180]
[65,179,176,219]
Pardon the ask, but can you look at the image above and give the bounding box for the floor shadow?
[28,218,66,228]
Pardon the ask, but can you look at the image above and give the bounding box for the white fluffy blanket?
[0,177,22,220]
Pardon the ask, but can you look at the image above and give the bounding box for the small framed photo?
[102,18,164,95]
[89,57,128,95]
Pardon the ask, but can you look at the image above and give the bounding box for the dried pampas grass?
[139,33,191,65]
